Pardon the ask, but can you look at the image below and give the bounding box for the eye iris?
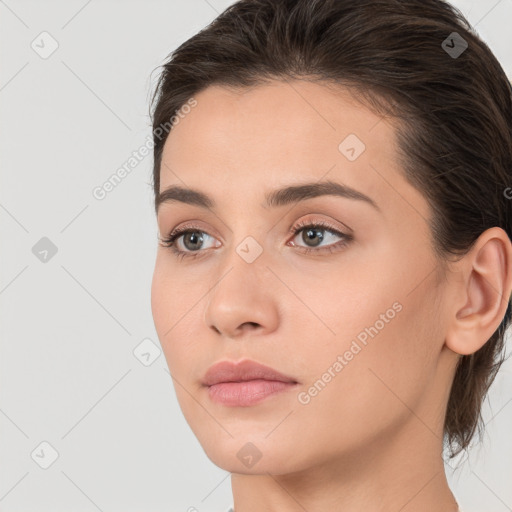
[184,231,204,251]
[303,227,324,247]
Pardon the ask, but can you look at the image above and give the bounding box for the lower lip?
[206,379,297,406]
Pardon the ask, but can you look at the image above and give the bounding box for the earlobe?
[445,227,512,356]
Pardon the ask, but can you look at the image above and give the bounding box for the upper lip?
[202,359,298,386]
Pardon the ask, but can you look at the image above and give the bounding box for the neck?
[230,417,459,512]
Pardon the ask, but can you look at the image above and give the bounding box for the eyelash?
[158,219,353,261]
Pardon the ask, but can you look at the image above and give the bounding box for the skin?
[151,79,512,512]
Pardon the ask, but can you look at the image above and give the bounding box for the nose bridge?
[203,231,279,337]
[217,210,271,278]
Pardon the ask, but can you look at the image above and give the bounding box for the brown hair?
[149,0,512,458]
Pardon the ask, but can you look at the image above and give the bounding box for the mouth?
[202,359,299,407]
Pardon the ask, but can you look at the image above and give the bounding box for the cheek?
[287,249,437,422]
[151,258,186,363]
[281,254,402,370]
[151,257,207,379]
[150,259,170,337]
[283,292,437,462]
[151,254,196,334]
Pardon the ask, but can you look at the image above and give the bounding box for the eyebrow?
[155,180,380,213]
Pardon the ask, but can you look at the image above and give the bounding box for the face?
[151,80,456,475]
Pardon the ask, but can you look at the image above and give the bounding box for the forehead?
[163,80,395,165]
[158,80,425,219]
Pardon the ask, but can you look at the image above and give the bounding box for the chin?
[195,433,309,475]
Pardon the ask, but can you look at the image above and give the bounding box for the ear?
[445,227,512,356]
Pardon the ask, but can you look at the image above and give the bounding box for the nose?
[203,253,280,339]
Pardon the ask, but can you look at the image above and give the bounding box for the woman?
[149,0,512,510]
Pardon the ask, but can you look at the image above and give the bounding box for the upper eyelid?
[168,219,346,236]
[161,212,351,235]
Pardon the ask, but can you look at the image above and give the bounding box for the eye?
[159,224,220,261]
[159,219,352,260]
[287,219,352,255]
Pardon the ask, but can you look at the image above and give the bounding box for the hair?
[149,0,512,459]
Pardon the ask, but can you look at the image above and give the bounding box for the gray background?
[1,0,511,511]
